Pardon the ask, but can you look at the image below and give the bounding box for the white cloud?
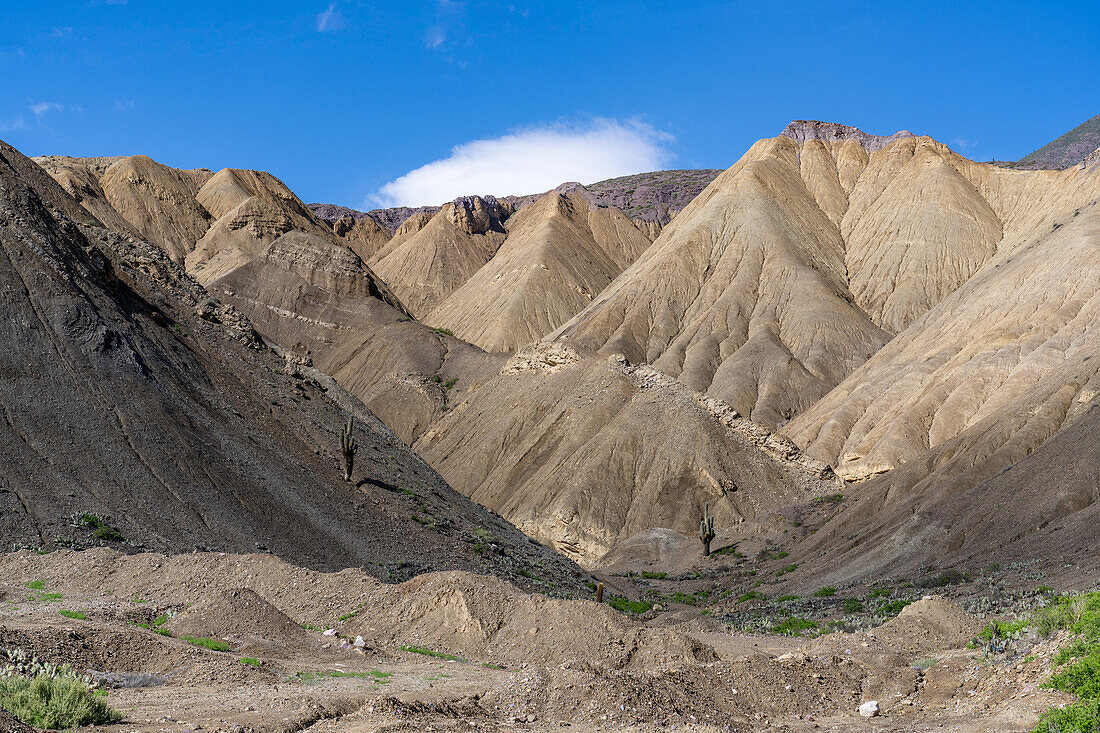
[113,99,134,111]
[315,2,345,32]
[50,27,72,38]
[368,119,674,208]
[0,115,26,132]
[30,101,63,118]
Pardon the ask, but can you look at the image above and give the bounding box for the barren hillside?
[0,138,582,588]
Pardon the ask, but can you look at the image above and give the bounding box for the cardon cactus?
[700,501,716,556]
[340,418,359,482]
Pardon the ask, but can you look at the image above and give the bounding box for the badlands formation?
[1,114,1098,732]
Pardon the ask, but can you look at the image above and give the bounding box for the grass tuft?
[182,636,231,652]
[400,645,465,662]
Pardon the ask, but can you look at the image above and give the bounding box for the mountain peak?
[781,119,916,152]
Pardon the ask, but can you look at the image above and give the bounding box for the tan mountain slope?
[97,154,214,261]
[33,154,348,289]
[424,188,654,352]
[841,137,1004,332]
[415,340,837,565]
[32,155,144,238]
[187,168,336,284]
[208,230,505,444]
[786,189,1100,483]
[552,136,891,427]
[369,196,514,317]
[331,213,392,261]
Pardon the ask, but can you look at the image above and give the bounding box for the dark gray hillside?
[1016,113,1100,169]
[0,139,585,590]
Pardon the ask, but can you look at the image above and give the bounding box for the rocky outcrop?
[331,213,392,261]
[781,120,916,153]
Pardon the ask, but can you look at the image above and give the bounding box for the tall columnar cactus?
[700,501,716,556]
[340,417,359,482]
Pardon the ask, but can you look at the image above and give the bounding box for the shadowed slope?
[0,139,582,587]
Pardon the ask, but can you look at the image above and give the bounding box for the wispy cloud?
[951,136,976,153]
[30,101,63,119]
[368,118,675,208]
[0,115,27,133]
[50,27,73,38]
[113,99,134,112]
[315,2,345,32]
[423,0,466,51]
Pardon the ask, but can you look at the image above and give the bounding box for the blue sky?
[2,1,1097,208]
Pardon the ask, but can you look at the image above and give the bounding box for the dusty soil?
[0,549,1075,732]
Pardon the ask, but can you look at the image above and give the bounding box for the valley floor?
[0,549,1079,732]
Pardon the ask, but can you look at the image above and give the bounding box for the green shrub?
[58,610,86,620]
[24,580,45,590]
[918,569,966,588]
[76,514,123,542]
[842,598,864,614]
[1049,651,1100,700]
[772,616,818,636]
[867,588,891,599]
[607,595,653,614]
[737,590,764,603]
[182,636,231,652]
[239,657,262,667]
[0,674,122,729]
[1032,699,1100,733]
[1020,593,1100,731]
[400,645,464,662]
[978,618,1029,641]
[881,600,911,615]
[814,586,836,597]
[775,563,798,577]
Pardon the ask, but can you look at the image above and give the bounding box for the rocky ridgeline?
[781,119,916,152]
[309,168,724,235]
[610,354,840,485]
